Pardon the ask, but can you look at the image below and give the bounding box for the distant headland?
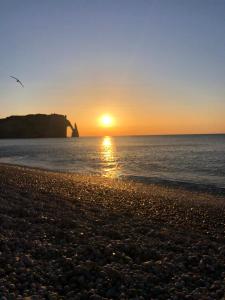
[0,114,79,138]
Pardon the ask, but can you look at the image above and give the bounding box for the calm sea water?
[0,135,225,191]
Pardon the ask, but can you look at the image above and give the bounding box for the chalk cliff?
[0,114,79,138]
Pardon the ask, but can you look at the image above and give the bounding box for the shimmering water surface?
[0,135,225,190]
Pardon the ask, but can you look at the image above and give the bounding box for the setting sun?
[99,114,114,127]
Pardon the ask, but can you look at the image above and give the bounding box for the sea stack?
[72,122,79,137]
[0,114,79,138]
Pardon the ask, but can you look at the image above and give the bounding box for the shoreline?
[1,161,225,197]
[0,164,225,299]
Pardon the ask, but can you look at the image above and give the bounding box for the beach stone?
[90,295,102,300]
[142,260,153,271]
[0,164,225,299]
[103,266,121,279]
[106,287,118,298]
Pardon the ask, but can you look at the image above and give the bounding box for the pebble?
[0,165,225,299]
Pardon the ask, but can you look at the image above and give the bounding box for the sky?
[0,0,225,136]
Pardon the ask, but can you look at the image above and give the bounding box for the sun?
[99,114,114,127]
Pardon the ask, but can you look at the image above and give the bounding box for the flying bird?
[10,76,24,87]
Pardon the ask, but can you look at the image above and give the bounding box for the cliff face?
[0,114,78,138]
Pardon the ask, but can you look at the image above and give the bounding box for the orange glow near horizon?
[2,3,225,138]
[48,80,225,137]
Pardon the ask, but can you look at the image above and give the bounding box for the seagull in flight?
[10,76,24,87]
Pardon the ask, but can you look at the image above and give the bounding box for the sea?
[0,135,225,193]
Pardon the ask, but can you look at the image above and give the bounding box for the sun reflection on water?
[100,136,119,177]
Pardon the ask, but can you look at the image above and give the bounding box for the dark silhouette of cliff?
[72,123,79,137]
[0,114,79,138]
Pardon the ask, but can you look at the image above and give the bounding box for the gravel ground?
[0,164,225,299]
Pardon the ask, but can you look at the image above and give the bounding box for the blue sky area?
[0,0,225,134]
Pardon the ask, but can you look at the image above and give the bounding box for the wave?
[121,175,225,196]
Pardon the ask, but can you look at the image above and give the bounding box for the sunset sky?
[0,0,225,136]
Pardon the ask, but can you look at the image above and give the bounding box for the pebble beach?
[0,164,225,299]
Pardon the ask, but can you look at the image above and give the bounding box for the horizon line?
[77,133,225,138]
